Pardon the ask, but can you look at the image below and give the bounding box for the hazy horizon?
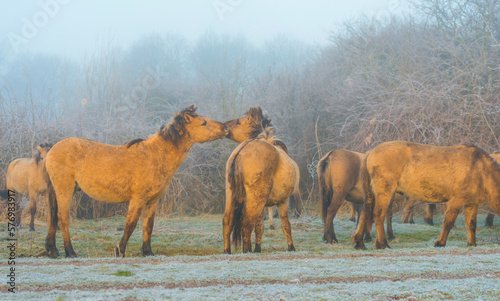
[1,0,402,60]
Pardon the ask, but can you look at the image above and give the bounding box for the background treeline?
[1,0,499,219]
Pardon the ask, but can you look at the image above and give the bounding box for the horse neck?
[149,133,194,172]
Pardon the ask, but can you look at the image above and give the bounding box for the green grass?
[3,212,499,258]
[112,270,133,277]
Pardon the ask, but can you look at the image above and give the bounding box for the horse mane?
[256,126,289,154]
[463,144,500,172]
[159,105,198,147]
[245,106,272,138]
[124,138,144,148]
[34,143,52,164]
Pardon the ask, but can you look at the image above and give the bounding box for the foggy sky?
[1,0,399,59]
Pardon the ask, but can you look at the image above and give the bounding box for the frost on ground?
[5,249,500,300]
[1,214,499,300]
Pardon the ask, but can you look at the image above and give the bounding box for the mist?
[1,0,499,216]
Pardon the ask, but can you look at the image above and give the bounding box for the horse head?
[224,106,272,143]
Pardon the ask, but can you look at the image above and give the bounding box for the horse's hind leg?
[141,199,158,256]
[277,201,295,251]
[464,205,478,246]
[56,188,78,258]
[45,186,59,257]
[373,193,393,249]
[434,202,461,247]
[485,213,494,228]
[386,201,395,241]
[116,201,144,257]
[254,208,265,253]
[424,204,436,225]
[323,190,345,244]
[268,207,275,230]
[401,198,415,224]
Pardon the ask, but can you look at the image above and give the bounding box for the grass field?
[1,211,499,300]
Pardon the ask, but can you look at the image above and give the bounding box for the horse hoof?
[254,244,261,253]
[115,245,125,258]
[288,244,296,252]
[65,252,78,258]
[388,235,396,241]
[354,242,366,250]
[374,240,389,249]
[364,236,372,243]
[223,249,231,255]
[30,227,36,232]
[434,241,446,248]
[424,218,434,226]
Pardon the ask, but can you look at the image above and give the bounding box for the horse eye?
[202,120,207,126]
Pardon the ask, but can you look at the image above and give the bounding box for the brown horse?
[353,141,500,250]
[44,105,228,258]
[318,149,403,244]
[402,152,500,227]
[223,125,300,253]
[224,106,302,231]
[0,144,52,231]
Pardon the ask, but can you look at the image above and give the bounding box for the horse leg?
[434,202,461,247]
[401,198,415,224]
[254,208,265,253]
[27,189,37,231]
[349,202,356,222]
[116,201,144,257]
[386,201,395,241]
[352,206,369,250]
[424,204,436,225]
[45,186,59,257]
[241,203,263,253]
[292,188,302,217]
[268,207,275,230]
[373,193,393,249]
[277,201,295,251]
[141,199,158,256]
[322,191,344,244]
[223,184,234,254]
[485,213,494,228]
[57,190,78,258]
[464,205,477,246]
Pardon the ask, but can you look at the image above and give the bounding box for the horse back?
[321,149,365,203]
[7,158,40,194]
[367,141,499,204]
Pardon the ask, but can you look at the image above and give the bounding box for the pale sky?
[1,0,402,59]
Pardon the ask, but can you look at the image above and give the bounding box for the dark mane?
[159,105,198,147]
[464,144,500,172]
[34,143,53,164]
[124,138,144,148]
[245,106,272,139]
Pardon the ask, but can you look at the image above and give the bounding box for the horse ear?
[37,145,46,155]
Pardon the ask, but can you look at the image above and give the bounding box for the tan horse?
[318,149,403,243]
[44,105,228,258]
[402,152,500,227]
[0,144,52,231]
[353,141,500,250]
[223,125,300,253]
[224,106,302,231]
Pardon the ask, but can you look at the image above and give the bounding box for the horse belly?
[76,178,132,204]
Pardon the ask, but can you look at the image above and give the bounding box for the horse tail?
[318,152,333,224]
[44,159,59,234]
[228,141,251,249]
[362,154,375,232]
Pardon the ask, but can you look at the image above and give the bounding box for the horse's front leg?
[434,202,461,247]
[141,199,158,256]
[268,207,275,230]
[116,201,144,257]
[27,190,38,231]
[277,201,295,251]
[464,205,478,247]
